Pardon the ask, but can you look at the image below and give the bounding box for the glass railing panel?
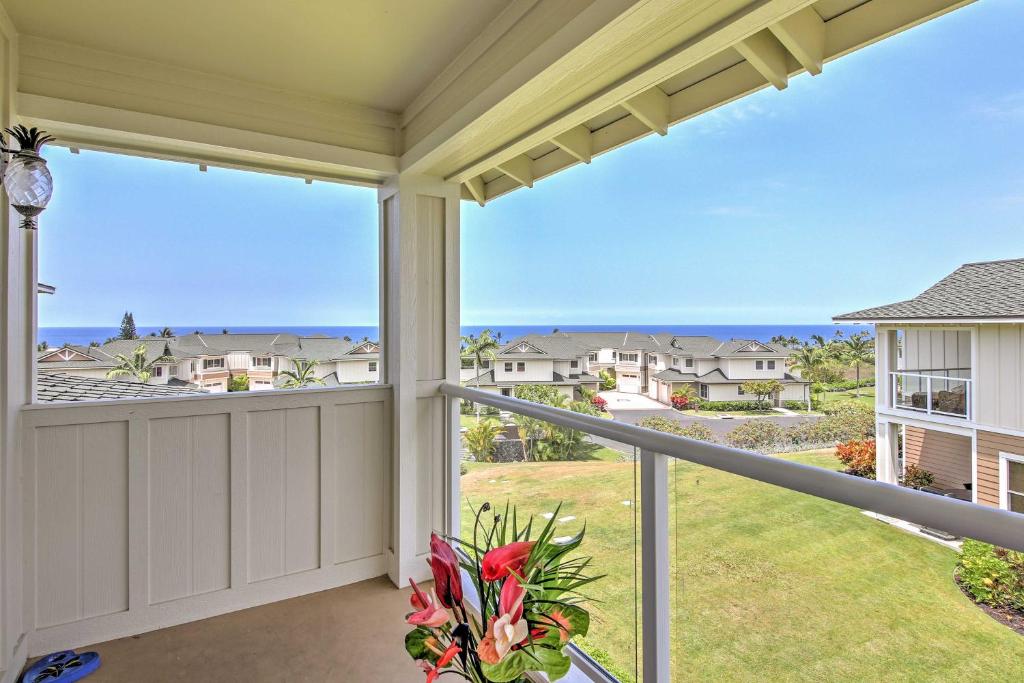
[458,406,642,682]
[667,449,1024,681]
[891,373,969,417]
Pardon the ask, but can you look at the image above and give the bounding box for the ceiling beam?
[770,7,825,76]
[496,154,535,188]
[464,176,487,206]
[552,125,593,163]
[734,29,789,90]
[622,87,669,136]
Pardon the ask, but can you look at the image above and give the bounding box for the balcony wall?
[20,386,392,656]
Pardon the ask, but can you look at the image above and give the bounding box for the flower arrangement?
[403,502,599,682]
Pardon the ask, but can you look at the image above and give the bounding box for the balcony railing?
[890,369,971,419]
[443,382,1022,683]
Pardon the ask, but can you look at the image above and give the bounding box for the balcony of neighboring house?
[880,327,974,421]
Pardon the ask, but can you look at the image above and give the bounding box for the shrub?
[599,369,616,391]
[228,374,249,392]
[834,439,876,478]
[782,400,808,411]
[789,402,875,447]
[822,378,876,392]
[739,379,784,410]
[462,419,503,462]
[679,422,715,442]
[636,416,716,443]
[726,421,786,452]
[901,463,935,489]
[696,400,770,412]
[591,395,608,412]
[956,540,1024,611]
[670,394,690,410]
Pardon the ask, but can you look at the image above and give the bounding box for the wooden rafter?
[735,29,789,90]
[622,88,669,136]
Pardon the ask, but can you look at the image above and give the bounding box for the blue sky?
[40,0,1023,328]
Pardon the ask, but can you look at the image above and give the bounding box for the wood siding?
[22,387,391,656]
[902,427,971,491]
[976,325,1024,431]
[976,430,1024,508]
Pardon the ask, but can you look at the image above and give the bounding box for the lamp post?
[1,125,54,229]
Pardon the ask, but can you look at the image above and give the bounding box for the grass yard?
[818,385,875,409]
[460,449,1024,682]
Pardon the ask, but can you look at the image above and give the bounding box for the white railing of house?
[890,370,972,420]
[441,383,1024,683]
[20,385,393,657]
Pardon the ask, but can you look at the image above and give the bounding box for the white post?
[926,375,932,415]
[380,173,461,586]
[640,449,670,683]
[875,421,900,485]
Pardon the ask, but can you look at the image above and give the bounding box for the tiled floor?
[25,577,423,682]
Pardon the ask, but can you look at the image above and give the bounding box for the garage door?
[618,372,640,393]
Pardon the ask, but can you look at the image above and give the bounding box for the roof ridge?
[959,257,1024,267]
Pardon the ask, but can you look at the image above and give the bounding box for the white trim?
[838,318,1024,325]
[971,429,978,505]
[998,452,1024,511]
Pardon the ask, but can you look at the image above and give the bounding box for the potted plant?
[402,502,599,682]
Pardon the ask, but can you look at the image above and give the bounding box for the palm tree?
[278,358,326,389]
[106,343,175,383]
[462,419,504,462]
[842,335,875,397]
[461,329,501,420]
[159,327,174,337]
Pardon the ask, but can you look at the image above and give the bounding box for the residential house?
[835,258,1024,513]
[462,331,809,406]
[36,333,380,393]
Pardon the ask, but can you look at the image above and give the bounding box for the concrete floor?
[26,577,423,682]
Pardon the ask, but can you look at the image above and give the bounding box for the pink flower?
[481,541,535,582]
[429,533,463,608]
[477,617,501,665]
[499,575,525,623]
[418,641,461,683]
[406,579,450,628]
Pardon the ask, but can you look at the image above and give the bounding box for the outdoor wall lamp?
[0,125,54,230]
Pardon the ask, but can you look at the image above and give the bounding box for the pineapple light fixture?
[0,125,54,230]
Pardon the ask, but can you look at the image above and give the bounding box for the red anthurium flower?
[481,541,535,582]
[499,575,525,623]
[419,641,461,683]
[406,578,450,628]
[429,533,463,608]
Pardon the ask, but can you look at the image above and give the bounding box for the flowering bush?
[670,394,689,410]
[900,463,935,489]
[725,420,786,452]
[590,395,607,412]
[834,439,876,478]
[956,540,1024,611]
[403,502,597,682]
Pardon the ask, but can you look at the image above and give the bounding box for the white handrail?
[889,371,972,420]
[892,371,972,382]
[444,383,1023,551]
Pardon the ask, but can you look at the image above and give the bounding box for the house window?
[500,388,512,397]
[589,353,597,362]
[1002,455,1024,513]
[203,358,224,370]
[154,366,163,377]
[481,360,491,368]
[612,351,617,360]
[254,380,272,386]
[620,353,638,363]
[767,360,776,370]
[369,361,377,372]
[191,361,197,373]
[755,360,764,370]
[699,384,708,399]
[570,360,579,369]
[169,365,178,376]
[253,356,272,368]
[685,358,693,368]
[737,386,745,395]
[516,362,526,372]
[672,356,678,367]
[504,362,513,372]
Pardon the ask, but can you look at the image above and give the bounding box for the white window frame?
[516,362,526,373]
[685,358,693,368]
[755,360,764,370]
[767,360,776,370]
[203,357,225,370]
[369,361,378,372]
[154,366,163,378]
[504,362,513,373]
[999,452,1024,512]
[672,356,678,367]
[588,353,597,362]
[252,356,272,368]
[570,359,579,369]
[699,384,708,399]
[168,365,178,377]
[620,353,638,363]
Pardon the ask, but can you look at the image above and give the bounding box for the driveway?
[598,391,667,411]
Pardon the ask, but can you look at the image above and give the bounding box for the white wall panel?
[33,422,128,628]
[247,407,321,582]
[148,415,230,604]
[415,397,445,556]
[334,402,389,564]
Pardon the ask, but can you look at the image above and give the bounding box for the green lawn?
[818,385,875,409]
[460,450,1024,682]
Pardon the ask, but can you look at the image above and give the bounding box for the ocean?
[38,323,870,348]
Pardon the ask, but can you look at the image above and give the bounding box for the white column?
[875,420,900,485]
[875,326,896,412]
[640,449,670,682]
[379,173,460,586]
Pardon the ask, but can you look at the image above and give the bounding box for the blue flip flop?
[21,650,100,683]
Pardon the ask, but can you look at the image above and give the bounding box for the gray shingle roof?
[834,258,1024,321]
[37,373,207,402]
[653,368,807,384]
[708,339,790,358]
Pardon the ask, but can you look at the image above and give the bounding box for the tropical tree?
[37,341,48,352]
[119,311,138,340]
[460,329,501,419]
[842,334,875,396]
[159,327,175,338]
[279,358,326,389]
[462,419,503,462]
[770,334,801,349]
[740,379,784,410]
[106,343,174,383]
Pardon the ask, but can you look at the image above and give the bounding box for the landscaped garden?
[460,451,1024,681]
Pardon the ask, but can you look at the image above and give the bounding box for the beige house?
[37,333,379,393]
[461,334,601,399]
[835,258,1024,512]
[0,3,1008,683]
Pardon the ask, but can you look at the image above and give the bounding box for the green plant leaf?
[404,628,438,662]
[481,650,528,682]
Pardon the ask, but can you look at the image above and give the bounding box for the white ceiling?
[4,0,508,113]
